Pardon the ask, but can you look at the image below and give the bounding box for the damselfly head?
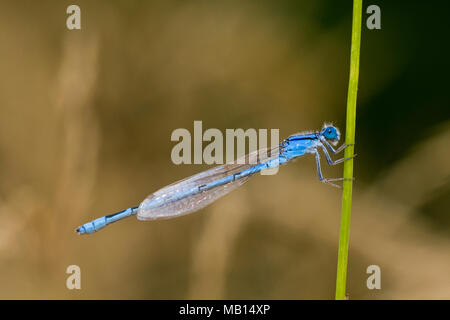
[320,124,340,145]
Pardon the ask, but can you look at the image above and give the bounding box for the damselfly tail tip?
[75,226,85,235]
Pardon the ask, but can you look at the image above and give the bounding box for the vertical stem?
[335,0,362,300]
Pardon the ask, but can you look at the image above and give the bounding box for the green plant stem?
[335,0,362,300]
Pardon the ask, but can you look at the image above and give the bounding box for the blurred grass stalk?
[335,0,362,300]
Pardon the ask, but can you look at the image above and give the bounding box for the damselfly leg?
[322,141,354,154]
[314,148,355,188]
[320,145,356,166]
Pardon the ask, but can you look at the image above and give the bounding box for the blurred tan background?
[0,1,449,299]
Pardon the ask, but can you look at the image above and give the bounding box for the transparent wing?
[137,146,280,220]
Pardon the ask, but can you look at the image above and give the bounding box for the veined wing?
[137,146,280,220]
